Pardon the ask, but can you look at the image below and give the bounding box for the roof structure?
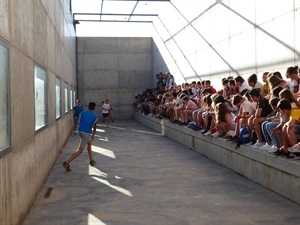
[72,0,171,24]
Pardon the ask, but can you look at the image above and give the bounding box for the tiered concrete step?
[134,113,300,205]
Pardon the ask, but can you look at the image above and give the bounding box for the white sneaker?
[226,130,236,137]
[203,130,211,136]
[250,141,265,149]
[199,128,206,133]
[287,143,300,153]
[211,131,220,137]
[267,145,278,153]
[260,143,272,150]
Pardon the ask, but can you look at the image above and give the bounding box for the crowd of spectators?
[134,67,300,159]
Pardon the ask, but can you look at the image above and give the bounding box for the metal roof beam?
[74,13,158,16]
[76,19,153,23]
[102,0,169,1]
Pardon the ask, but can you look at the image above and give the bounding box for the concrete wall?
[77,37,153,119]
[0,1,76,225]
[134,113,300,205]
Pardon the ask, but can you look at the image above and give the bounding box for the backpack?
[187,122,201,131]
[239,126,250,144]
[235,126,250,149]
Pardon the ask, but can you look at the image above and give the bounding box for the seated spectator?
[230,94,256,142]
[248,89,274,148]
[201,87,213,96]
[260,97,282,152]
[156,72,165,94]
[202,94,220,136]
[268,73,288,92]
[173,93,186,123]
[272,86,284,97]
[180,96,199,125]
[235,75,250,92]
[196,81,202,91]
[206,80,217,94]
[229,79,240,96]
[213,94,236,113]
[276,99,300,158]
[222,78,231,99]
[166,91,179,122]
[148,94,162,116]
[278,88,300,108]
[273,71,283,79]
[262,72,270,97]
[198,94,213,133]
[166,73,176,88]
[192,91,211,128]
[248,73,263,95]
[175,85,182,93]
[240,88,253,102]
[183,83,193,96]
[194,86,203,107]
[157,93,168,118]
[158,93,174,119]
[286,66,299,93]
[212,102,235,138]
[190,81,198,96]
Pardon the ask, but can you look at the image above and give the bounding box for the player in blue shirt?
[72,99,84,133]
[62,102,98,171]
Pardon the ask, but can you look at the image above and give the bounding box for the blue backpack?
[187,122,200,131]
[239,126,250,144]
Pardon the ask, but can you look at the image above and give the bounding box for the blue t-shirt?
[73,105,84,118]
[77,110,98,134]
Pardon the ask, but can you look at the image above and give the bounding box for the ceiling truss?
[73,0,170,24]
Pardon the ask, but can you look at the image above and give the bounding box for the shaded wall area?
[77,37,153,119]
[0,1,76,225]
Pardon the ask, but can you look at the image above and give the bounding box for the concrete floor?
[22,120,300,225]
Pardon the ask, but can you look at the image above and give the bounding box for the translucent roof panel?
[72,0,170,24]
[101,0,137,15]
[72,0,102,13]
[71,0,220,37]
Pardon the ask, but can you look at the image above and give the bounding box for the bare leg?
[72,119,78,132]
[254,117,265,143]
[66,148,83,164]
[109,114,113,122]
[197,112,203,128]
[87,142,94,161]
[287,126,298,146]
[281,125,290,152]
[192,110,197,124]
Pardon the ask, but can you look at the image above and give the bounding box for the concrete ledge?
[134,113,300,205]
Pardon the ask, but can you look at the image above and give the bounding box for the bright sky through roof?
[72,0,171,37]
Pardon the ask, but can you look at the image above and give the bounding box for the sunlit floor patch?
[89,166,108,178]
[91,176,133,197]
[92,146,116,159]
[88,213,106,225]
[95,127,106,133]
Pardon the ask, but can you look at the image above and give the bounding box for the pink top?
[186,100,198,110]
